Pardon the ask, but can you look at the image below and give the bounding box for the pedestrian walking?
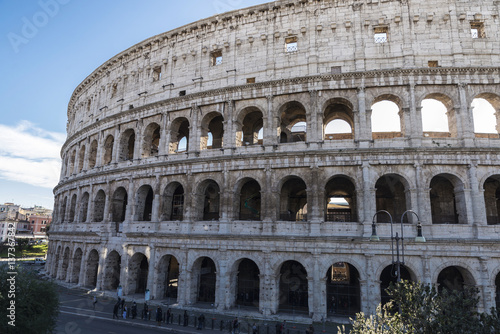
[143,302,149,320]
[123,305,127,319]
[156,306,163,326]
[166,308,171,323]
[197,313,205,329]
[113,302,119,319]
[232,317,239,334]
[131,301,137,319]
[92,295,97,310]
[183,310,188,326]
[252,323,258,334]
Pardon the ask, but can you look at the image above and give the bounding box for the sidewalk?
[49,272,350,334]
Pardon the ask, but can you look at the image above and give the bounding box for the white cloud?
[0,121,65,189]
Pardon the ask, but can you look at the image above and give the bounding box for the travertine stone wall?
[48,0,500,322]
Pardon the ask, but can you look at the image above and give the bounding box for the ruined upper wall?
[66,0,500,136]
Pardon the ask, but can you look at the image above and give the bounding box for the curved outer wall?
[48,0,500,320]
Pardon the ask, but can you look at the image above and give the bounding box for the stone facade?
[47,0,500,321]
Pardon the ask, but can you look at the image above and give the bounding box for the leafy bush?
[0,265,59,333]
[339,280,500,334]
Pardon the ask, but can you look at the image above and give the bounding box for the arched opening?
[483,176,500,225]
[326,262,361,316]
[371,100,402,139]
[88,139,98,169]
[71,248,82,284]
[421,97,455,137]
[77,145,85,173]
[68,194,77,222]
[380,264,412,306]
[375,174,409,223]
[157,255,180,302]
[472,97,499,138]
[61,247,70,281]
[430,175,466,224]
[79,192,89,222]
[197,180,220,221]
[280,101,307,143]
[111,187,128,223]
[236,108,263,146]
[239,179,261,220]
[103,250,121,291]
[119,129,135,161]
[68,150,76,175]
[280,177,307,221]
[128,253,149,294]
[169,118,189,153]
[136,185,154,221]
[236,259,260,308]
[325,120,352,140]
[103,135,114,165]
[85,249,99,288]
[60,196,67,223]
[93,190,106,222]
[201,113,224,150]
[142,122,161,158]
[161,182,184,221]
[437,266,475,292]
[197,257,216,303]
[325,176,357,222]
[279,260,308,313]
[323,99,354,140]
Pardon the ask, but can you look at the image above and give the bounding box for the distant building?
[0,203,52,242]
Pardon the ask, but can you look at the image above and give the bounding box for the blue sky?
[0,0,269,209]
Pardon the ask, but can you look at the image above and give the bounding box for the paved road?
[56,287,189,334]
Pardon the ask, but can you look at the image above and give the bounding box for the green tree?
[339,280,500,334]
[0,265,59,334]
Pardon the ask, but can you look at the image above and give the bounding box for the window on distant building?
[471,22,485,39]
[428,61,439,67]
[210,50,223,66]
[374,26,388,43]
[285,36,298,52]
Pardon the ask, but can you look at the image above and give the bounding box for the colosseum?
[47,0,500,321]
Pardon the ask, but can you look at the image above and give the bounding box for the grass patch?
[0,243,48,258]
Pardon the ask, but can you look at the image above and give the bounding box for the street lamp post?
[371,209,426,282]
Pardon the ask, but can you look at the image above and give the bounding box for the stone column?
[133,120,143,160]
[308,90,320,144]
[146,246,156,299]
[458,83,474,146]
[308,165,322,236]
[264,95,277,148]
[120,246,130,296]
[158,113,168,156]
[420,255,432,285]
[262,167,274,234]
[219,168,230,234]
[78,244,88,286]
[361,161,375,226]
[96,131,103,167]
[408,84,422,147]
[352,2,365,71]
[188,104,200,155]
[356,87,371,148]
[468,162,487,227]
[224,100,235,152]
[113,127,120,163]
[479,257,492,312]
[363,253,378,314]
[96,247,107,290]
[86,184,94,223]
